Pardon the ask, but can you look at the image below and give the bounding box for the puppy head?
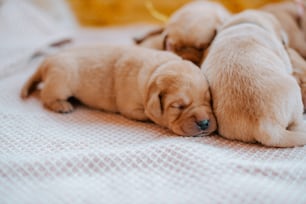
[162,1,230,66]
[163,32,214,67]
[145,60,217,136]
[134,2,230,66]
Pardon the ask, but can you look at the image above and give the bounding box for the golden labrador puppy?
[201,10,306,147]
[21,44,217,137]
[261,1,306,58]
[134,0,231,66]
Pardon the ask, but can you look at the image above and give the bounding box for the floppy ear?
[145,81,164,121]
[208,29,217,46]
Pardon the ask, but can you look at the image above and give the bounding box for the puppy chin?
[170,118,216,137]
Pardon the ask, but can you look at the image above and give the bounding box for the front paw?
[46,100,74,113]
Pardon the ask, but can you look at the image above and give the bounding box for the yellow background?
[67,0,286,26]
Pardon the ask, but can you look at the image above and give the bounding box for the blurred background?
[0,0,287,77]
[35,0,286,27]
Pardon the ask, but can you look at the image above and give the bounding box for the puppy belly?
[74,94,149,121]
[78,96,119,113]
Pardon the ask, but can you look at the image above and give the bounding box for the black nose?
[197,120,210,130]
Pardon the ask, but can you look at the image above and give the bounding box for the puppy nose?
[197,120,210,130]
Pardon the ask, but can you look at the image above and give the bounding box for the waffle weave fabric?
[0,60,306,204]
[2,0,306,203]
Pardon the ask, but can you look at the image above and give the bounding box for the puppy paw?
[46,100,74,113]
[20,85,32,99]
[20,90,28,99]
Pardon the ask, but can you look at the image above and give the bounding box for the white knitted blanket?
[0,1,306,204]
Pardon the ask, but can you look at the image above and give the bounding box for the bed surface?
[1,1,306,203]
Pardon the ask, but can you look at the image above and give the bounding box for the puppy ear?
[145,81,164,120]
[209,29,217,46]
[133,27,164,44]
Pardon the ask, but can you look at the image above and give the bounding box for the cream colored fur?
[21,44,217,136]
[261,1,306,58]
[287,47,306,110]
[135,0,231,66]
[201,10,306,147]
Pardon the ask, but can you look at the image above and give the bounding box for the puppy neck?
[221,21,265,33]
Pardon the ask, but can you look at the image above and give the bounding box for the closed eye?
[159,93,164,114]
[170,103,186,110]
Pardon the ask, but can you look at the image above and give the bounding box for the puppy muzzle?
[196,119,210,131]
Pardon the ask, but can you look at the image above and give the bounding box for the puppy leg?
[121,107,149,121]
[288,118,306,132]
[257,90,306,147]
[41,80,74,113]
[257,122,306,147]
[280,120,306,147]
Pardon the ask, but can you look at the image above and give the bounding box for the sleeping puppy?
[134,0,231,66]
[261,1,306,58]
[21,44,217,137]
[287,47,306,110]
[201,10,306,147]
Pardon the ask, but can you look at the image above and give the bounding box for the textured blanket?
[0,1,306,204]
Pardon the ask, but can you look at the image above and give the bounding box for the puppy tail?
[260,122,306,147]
[20,63,44,99]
